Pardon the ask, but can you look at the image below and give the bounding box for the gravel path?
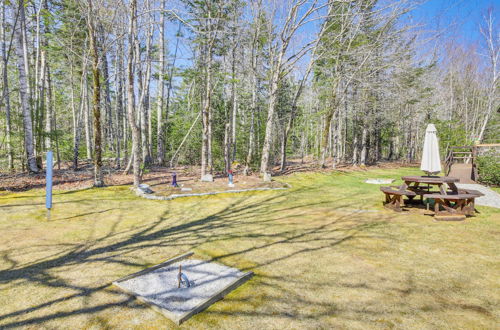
[456,183,500,209]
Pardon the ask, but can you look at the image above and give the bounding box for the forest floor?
[0,167,499,329]
[0,158,408,192]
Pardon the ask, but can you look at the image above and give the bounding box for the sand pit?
[113,252,253,325]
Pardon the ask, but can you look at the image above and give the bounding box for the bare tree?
[1,0,13,170]
[14,0,38,173]
[127,0,142,187]
[477,8,499,142]
[156,0,166,165]
[86,0,104,186]
[260,0,327,174]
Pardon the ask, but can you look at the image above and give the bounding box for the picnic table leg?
[384,194,394,210]
[385,194,402,212]
[444,200,458,213]
[395,195,402,211]
[434,198,455,214]
[461,198,475,216]
[470,198,476,215]
[448,182,458,193]
[404,182,418,204]
[439,184,447,195]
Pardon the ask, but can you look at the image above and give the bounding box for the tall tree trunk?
[360,124,368,166]
[332,111,339,169]
[15,0,38,173]
[35,50,45,167]
[244,3,262,176]
[44,55,53,150]
[87,0,104,187]
[72,60,86,170]
[201,47,213,177]
[352,129,358,165]
[1,0,13,171]
[127,0,141,187]
[260,66,281,174]
[115,39,124,168]
[320,108,334,168]
[156,0,166,165]
[477,9,498,143]
[101,45,113,152]
[138,7,153,166]
[33,2,44,168]
[84,78,93,160]
[224,121,231,173]
[230,42,237,166]
[224,43,237,174]
[137,27,152,166]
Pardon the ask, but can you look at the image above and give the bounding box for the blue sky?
[410,0,498,45]
[168,0,498,68]
[158,0,498,85]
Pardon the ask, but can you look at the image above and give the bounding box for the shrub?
[477,151,500,186]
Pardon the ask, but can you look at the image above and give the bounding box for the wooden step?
[434,213,466,221]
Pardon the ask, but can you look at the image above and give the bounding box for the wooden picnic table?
[379,175,483,220]
[400,175,459,196]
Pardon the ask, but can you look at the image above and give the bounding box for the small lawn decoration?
[46,151,53,220]
[228,170,235,187]
[171,172,179,187]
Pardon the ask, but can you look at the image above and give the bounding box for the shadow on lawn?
[0,185,399,328]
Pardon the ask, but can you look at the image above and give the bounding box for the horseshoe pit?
[113,252,253,325]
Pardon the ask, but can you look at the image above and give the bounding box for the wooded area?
[0,0,498,187]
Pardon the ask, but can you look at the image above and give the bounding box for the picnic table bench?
[380,186,416,212]
[423,189,484,220]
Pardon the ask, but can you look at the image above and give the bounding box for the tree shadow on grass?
[0,185,422,328]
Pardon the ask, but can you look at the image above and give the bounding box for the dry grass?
[0,168,498,329]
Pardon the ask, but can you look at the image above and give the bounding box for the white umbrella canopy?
[420,124,442,175]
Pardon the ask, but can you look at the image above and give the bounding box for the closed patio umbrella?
[420,124,442,175]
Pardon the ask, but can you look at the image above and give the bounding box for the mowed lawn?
[0,168,498,329]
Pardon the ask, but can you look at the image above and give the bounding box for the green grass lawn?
[0,168,498,329]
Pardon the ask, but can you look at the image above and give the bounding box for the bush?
[477,151,500,186]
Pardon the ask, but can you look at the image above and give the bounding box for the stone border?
[134,183,291,201]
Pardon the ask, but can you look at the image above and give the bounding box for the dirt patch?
[149,172,286,197]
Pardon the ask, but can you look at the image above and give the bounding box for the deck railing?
[444,144,500,180]
[444,146,477,180]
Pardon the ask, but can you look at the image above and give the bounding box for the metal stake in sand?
[178,265,182,288]
[45,151,53,220]
[177,264,191,288]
